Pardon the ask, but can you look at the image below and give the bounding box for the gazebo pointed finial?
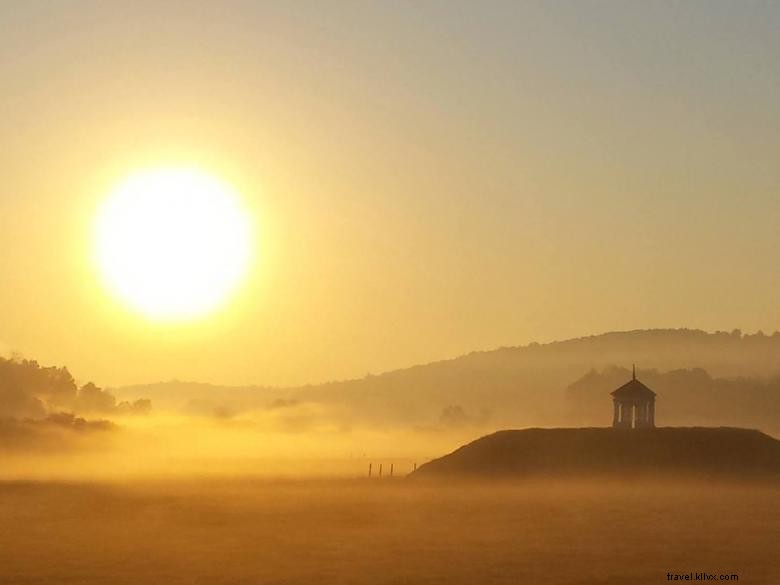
[632,364,636,380]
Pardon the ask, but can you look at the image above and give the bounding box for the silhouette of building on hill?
[612,365,656,429]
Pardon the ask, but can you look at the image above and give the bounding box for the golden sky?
[1,1,779,387]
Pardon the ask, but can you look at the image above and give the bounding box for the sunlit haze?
[1,1,779,388]
[2,4,780,584]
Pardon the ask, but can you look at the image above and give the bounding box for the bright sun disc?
[94,167,253,321]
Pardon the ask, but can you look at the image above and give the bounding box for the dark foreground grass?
[0,477,777,584]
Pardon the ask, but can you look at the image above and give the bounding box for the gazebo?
[611,366,656,429]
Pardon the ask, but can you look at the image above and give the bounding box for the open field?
[0,478,777,585]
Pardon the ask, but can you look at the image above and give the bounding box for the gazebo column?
[612,400,619,427]
[636,402,646,427]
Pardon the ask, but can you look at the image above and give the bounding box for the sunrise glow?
[93,167,253,321]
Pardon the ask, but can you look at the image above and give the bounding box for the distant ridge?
[113,328,780,432]
[411,427,780,479]
[119,328,780,393]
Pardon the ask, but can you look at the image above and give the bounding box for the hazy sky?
[1,1,779,387]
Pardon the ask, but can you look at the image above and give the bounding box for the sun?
[93,167,253,321]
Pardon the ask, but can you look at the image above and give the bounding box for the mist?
[0,476,775,584]
[5,328,780,482]
[3,336,780,584]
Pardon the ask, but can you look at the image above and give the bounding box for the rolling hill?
[113,328,780,432]
[411,427,780,479]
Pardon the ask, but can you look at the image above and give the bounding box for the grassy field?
[0,478,777,584]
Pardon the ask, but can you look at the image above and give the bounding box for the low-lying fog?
[0,477,777,585]
[0,410,484,481]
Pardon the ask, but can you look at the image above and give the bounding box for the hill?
[411,427,780,479]
[113,328,780,433]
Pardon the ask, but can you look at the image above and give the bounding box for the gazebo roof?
[612,364,655,400]
[611,377,656,399]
